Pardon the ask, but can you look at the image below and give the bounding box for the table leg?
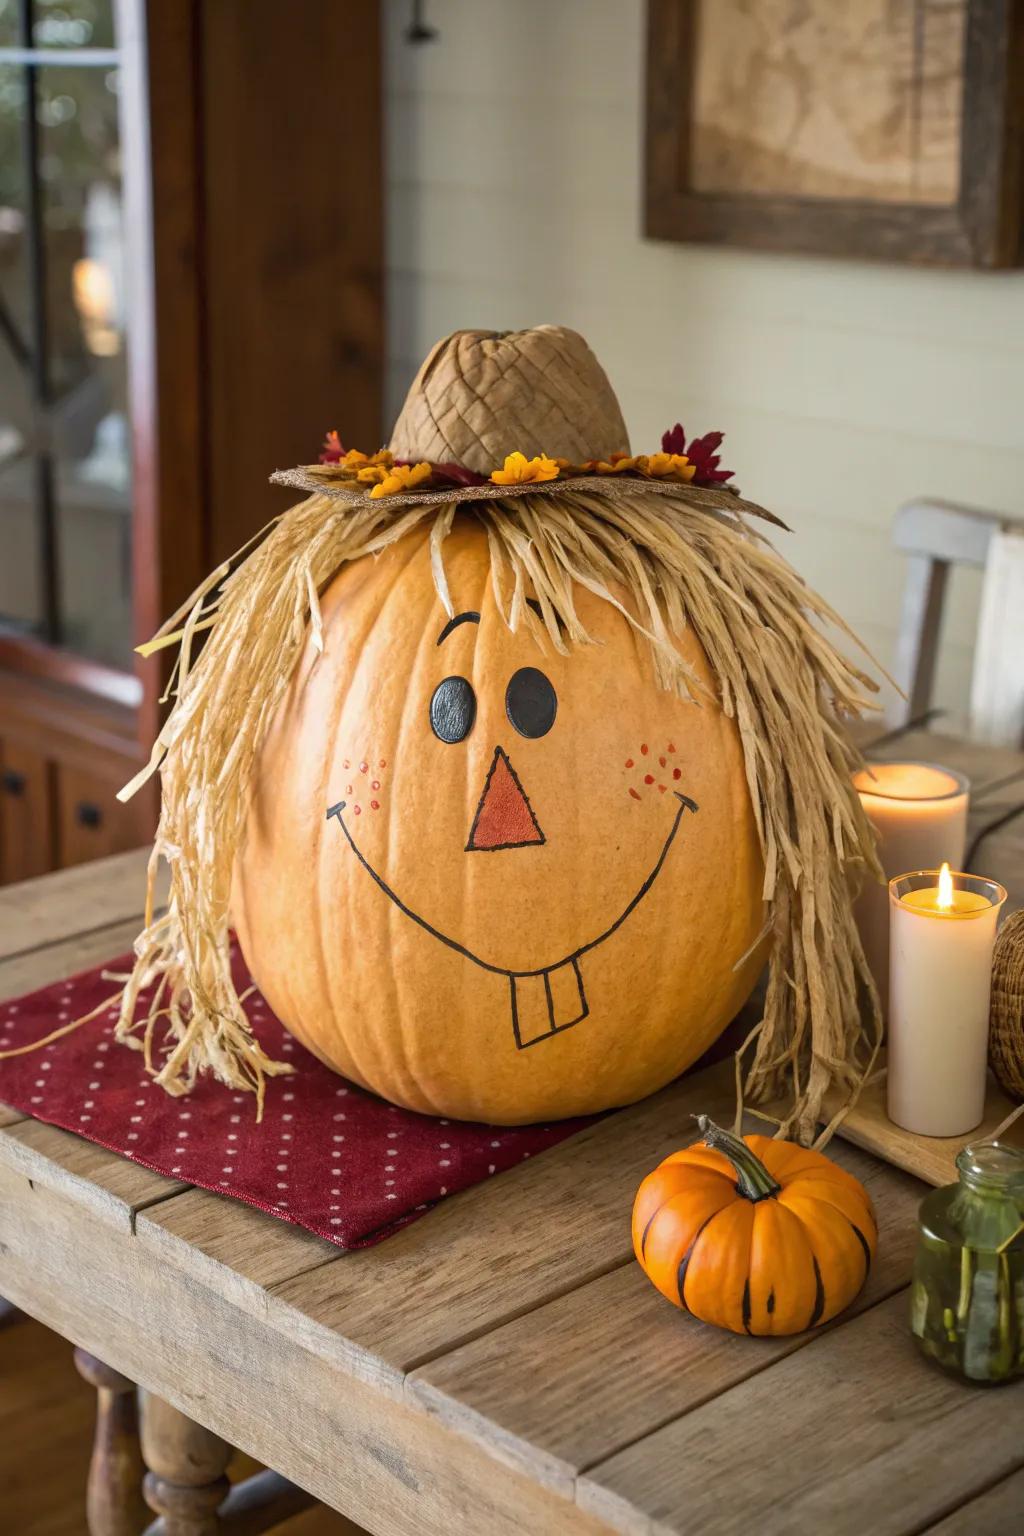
[73,1349,149,1536]
[139,1391,232,1536]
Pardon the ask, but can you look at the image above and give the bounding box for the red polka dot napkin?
[0,940,595,1247]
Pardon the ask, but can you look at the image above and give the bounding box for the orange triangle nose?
[466,747,545,852]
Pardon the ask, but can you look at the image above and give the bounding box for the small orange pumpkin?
[632,1116,877,1335]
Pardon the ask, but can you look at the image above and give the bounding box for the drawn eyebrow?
[526,597,565,636]
[436,611,481,646]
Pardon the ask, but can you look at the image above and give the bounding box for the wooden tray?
[830,1061,1023,1187]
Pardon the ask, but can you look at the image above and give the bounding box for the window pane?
[0,63,30,340]
[0,63,46,642]
[33,2,116,50]
[40,60,132,668]
[0,1,17,49]
[0,462,47,640]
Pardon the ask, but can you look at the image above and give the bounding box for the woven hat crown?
[389,325,630,474]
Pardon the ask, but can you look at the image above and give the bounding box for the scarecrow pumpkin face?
[233,517,766,1123]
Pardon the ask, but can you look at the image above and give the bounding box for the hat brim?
[269,467,789,531]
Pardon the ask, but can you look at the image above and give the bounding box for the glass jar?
[910,1141,1024,1384]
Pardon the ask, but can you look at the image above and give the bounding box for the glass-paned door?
[0,0,132,672]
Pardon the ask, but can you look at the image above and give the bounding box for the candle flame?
[937,861,954,910]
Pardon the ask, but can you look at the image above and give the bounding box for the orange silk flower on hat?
[639,452,696,481]
[490,452,561,486]
[369,461,434,499]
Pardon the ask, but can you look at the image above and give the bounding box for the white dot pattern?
[0,941,594,1251]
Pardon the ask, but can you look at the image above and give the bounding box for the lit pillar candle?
[854,763,969,1010]
[888,864,1006,1137]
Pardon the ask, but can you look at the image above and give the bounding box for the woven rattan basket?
[990,908,1024,1102]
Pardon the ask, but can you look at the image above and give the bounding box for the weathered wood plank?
[407,1143,924,1491]
[0,1103,24,1129]
[0,1163,611,1536]
[580,1290,1024,1536]
[0,914,149,1001]
[0,1119,186,1230]
[261,1062,738,1391]
[137,1187,341,1317]
[833,1065,1023,1187]
[921,1466,1024,1532]
[0,846,157,962]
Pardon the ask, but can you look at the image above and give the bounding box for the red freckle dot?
[370,800,380,811]
[379,759,386,768]
[342,759,350,770]
[640,743,649,756]
[353,804,362,815]
[667,743,676,753]
[625,758,634,769]
[672,767,681,780]
[659,756,667,768]
[371,779,380,791]
[346,784,353,795]
[629,787,641,800]
[658,784,667,793]
[359,761,368,774]
[644,774,655,785]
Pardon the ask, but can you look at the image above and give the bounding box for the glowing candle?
[854,763,969,1010]
[888,865,1006,1136]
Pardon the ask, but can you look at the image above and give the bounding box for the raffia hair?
[106,484,883,1141]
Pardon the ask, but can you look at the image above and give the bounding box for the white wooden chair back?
[970,527,1024,747]
[891,498,1023,745]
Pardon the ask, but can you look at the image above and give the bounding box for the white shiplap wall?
[384,0,1024,727]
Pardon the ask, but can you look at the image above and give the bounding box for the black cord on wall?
[406,0,439,44]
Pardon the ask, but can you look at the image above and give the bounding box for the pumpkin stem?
[694,1115,781,1202]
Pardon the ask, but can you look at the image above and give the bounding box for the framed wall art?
[645,0,1023,266]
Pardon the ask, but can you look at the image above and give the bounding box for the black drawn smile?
[325,790,698,1049]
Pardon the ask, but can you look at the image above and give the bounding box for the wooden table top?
[1,724,1023,1535]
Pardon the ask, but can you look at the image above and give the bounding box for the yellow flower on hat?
[639,452,695,481]
[369,461,434,499]
[594,453,638,474]
[315,447,393,479]
[490,452,561,486]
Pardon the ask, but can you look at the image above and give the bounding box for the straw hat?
[271,325,781,526]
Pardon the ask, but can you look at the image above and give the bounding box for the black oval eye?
[505,667,557,739]
[430,675,476,744]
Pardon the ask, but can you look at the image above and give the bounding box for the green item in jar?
[910,1140,1024,1384]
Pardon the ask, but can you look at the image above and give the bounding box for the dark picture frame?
[645,0,1024,266]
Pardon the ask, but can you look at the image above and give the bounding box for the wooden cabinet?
[0,743,55,885]
[0,0,382,884]
[56,764,145,869]
[0,669,153,885]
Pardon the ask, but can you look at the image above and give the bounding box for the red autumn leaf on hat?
[319,429,345,464]
[661,423,733,486]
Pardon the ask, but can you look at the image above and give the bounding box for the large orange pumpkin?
[633,1116,878,1334]
[232,517,765,1124]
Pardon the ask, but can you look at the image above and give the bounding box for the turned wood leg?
[140,1391,231,1536]
[74,1349,149,1536]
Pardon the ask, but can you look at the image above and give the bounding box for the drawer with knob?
[0,742,56,883]
[55,765,148,869]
